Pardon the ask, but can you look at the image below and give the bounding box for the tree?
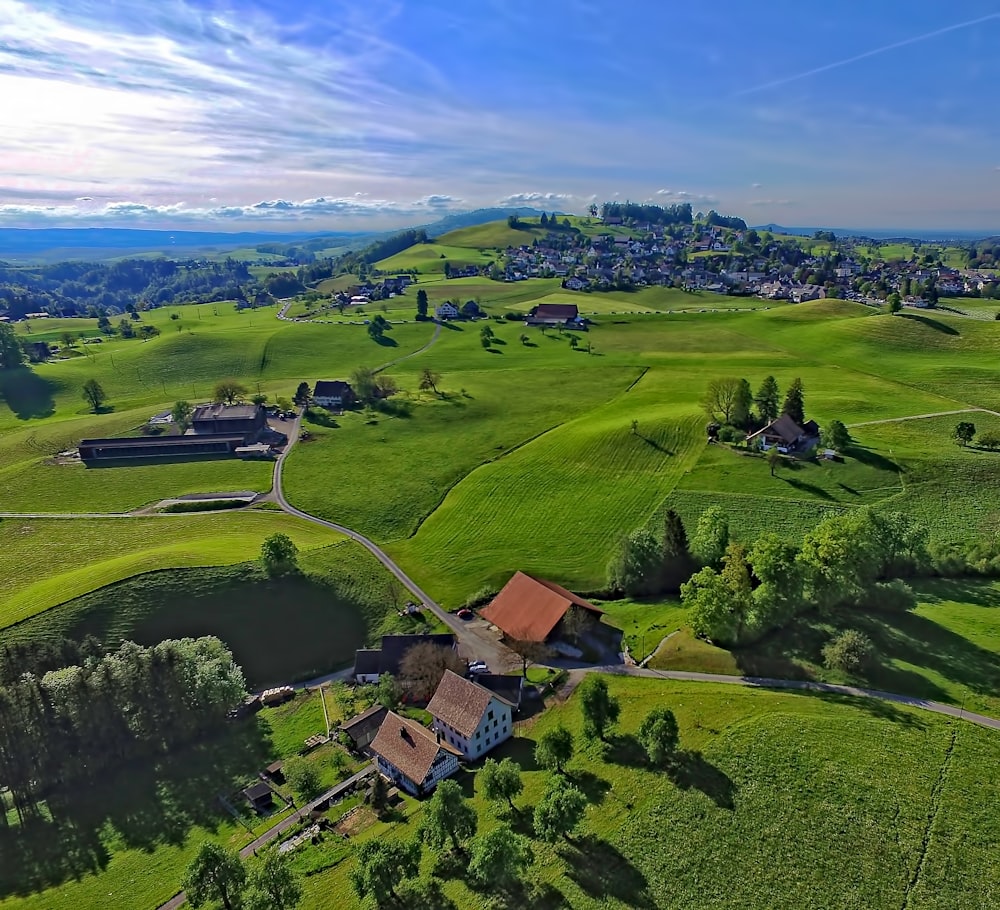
[292,382,311,407]
[733,378,754,429]
[416,288,428,320]
[418,367,441,396]
[747,533,804,631]
[519,333,529,345]
[118,317,136,338]
[661,509,693,592]
[781,377,805,425]
[97,314,113,336]
[350,839,421,906]
[252,393,268,406]
[539,212,549,227]
[374,374,398,398]
[370,773,390,816]
[578,675,620,741]
[398,642,466,702]
[606,528,661,596]
[139,324,160,340]
[821,419,851,451]
[245,849,302,910]
[172,400,193,432]
[367,316,389,341]
[479,757,524,814]
[350,366,379,404]
[0,324,24,370]
[419,779,477,854]
[637,706,679,766]
[886,292,902,314]
[81,378,107,413]
[374,672,399,710]
[284,755,322,801]
[260,533,298,575]
[954,421,976,446]
[767,446,783,476]
[468,824,534,890]
[690,507,729,568]
[507,638,554,678]
[533,775,587,843]
[978,430,1000,450]
[480,325,494,348]
[569,335,579,349]
[214,379,249,405]
[535,724,574,773]
[822,630,875,673]
[182,842,247,910]
[701,377,744,424]
[60,331,76,348]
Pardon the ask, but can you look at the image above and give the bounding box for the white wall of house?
[375,751,459,797]
[431,696,512,760]
[313,395,342,408]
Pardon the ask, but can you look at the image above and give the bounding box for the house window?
[502,724,508,733]
[486,735,491,745]
[475,731,480,740]
[487,709,494,721]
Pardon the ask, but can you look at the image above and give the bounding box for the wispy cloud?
[748,199,794,207]
[496,192,579,207]
[655,188,718,204]
[735,12,1000,97]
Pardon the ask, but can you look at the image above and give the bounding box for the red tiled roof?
[427,670,512,738]
[479,572,604,643]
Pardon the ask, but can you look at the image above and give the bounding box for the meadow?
[292,675,1000,909]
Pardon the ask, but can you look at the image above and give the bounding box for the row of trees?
[0,637,245,827]
[702,375,805,430]
[682,507,929,646]
[183,843,301,910]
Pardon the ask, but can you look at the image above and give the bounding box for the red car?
[457,609,473,620]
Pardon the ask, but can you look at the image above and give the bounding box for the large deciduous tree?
[214,379,249,405]
[533,775,587,843]
[468,824,534,890]
[350,366,379,404]
[701,377,744,425]
[419,779,477,854]
[172,400,193,432]
[245,849,303,910]
[182,842,247,910]
[398,642,466,702]
[954,421,976,446]
[0,323,23,369]
[535,724,574,773]
[350,839,421,906]
[578,675,620,741]
[606,528,661,596]
[478,757,524,814]
[690,507,730,569]
[418,367,441,396]
[283,756,322,801]
[292,382,311,406]
[821,419,851,451]
[81,378,107,412]
[637,707,679,766]
[260,533,298,575]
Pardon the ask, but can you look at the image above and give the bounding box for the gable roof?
[353,649,381,677]
[747,414,804,445]
[479,572,604,643]
[370,711,460,785]
[532,303,579,320]
[191,402,260,422]
[378,634,456,675]
[313,380,353,398]
[473,674,524,708]
[426,670,512,738]
[339,704,389,737]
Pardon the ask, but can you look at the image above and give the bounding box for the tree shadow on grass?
[397,877,458,909]
[900,313,960,336]
[604,733,648,768]
[914,578,1000,608]
[485,348,503,354]
[568,769,610,806]
[559,835,655,908]
[0,367,56,419]
[372,334,399,347]
[779,475,836,500]
[468,876,566,910]
[666,749,736,809]
[847,445,901,473]
[438,321,464,331]
[636,433,673,455]
[495,735,541,771]
[0,719,272,899]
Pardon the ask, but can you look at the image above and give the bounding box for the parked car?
[468,661,489,675]
[457,608,473,620]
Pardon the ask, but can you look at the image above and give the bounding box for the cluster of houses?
[341,571,608,797]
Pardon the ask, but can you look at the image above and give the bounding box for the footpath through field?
[559,665,1000,732]
[156,764,375,910]
[848,406,1000,428]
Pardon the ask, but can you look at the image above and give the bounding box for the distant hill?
[753,223,996,243]
[417,207,554,237]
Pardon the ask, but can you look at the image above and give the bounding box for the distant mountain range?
[752,224,997,243]
[0,208,555,262]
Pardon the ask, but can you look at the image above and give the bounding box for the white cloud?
[655,188,718,204]
[496,191,577,207]
[751,182,763,188]
[748,199,794,206]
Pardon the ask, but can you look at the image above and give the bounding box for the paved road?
[156,765,375,910]
[561,665,1000,732]
[848,406,1000,428]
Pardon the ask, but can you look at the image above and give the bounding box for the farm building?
[353,633,457,684]
[526,303,584,327]
[312,380,356,409]
[435,301,460,320]
[369,711,461,797]
[190,402,267,436]
[479,571,604,655]
[242,781,274,813]
[338,704,389,753]
[426,670,515,760]
[747,415,820,453]
[473,673,525,711]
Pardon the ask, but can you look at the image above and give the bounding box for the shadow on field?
[666,750,736,810]
[637,433,673,455]
[900,313,960,336]
[560,835,655,908]
[917,578,1000,608]
[498,735,542,771]
[0,367,56,420]
[398,878,458,909]
[372,334,398,347]
[438,321,464,331]
[605,733,648,768]
[847,445,901,473]
[569,769,611,805]
[0,720,271,899]
[779,475,836,500]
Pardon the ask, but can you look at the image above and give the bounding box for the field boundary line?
[848,408,997,428]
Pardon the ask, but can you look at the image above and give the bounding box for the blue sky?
[1,0,999,231]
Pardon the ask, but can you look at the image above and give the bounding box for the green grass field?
[1,540,421,688]
[292,676,1000,909]
[0,512,343,628]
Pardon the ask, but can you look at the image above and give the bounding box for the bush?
[717,425,743,444]
[464,585,498,609]
[861,579,916,611]
[822,630,875,673]
[304,407,339,427]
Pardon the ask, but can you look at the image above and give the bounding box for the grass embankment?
[297,676,1000,909]
[0,512,343,628]
[1,540,431,688]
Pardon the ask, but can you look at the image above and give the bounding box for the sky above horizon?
[2,0,999,232]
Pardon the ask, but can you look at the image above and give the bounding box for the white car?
[468,661,489,675]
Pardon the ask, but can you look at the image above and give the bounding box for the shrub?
[822,630,876,673]
[464,585,498,609]
[862,579,916,612]
[717,425,743,444]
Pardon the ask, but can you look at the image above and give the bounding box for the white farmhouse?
[426,670,515,761]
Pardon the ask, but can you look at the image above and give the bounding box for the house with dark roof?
[312,380,356,409]
[747,415,819,453]
[426,670,514,761]
[338,704,389,753]
[242,780,274,813]
[353,634,457,683]
[190,402,266,437]
[473,674,524,711]
[479,572,604,652]
[369,711,461,796]
[525,303,583,327]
